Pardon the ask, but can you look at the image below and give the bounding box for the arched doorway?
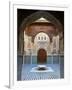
[37,49,47,64]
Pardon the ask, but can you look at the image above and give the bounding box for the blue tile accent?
[47,56,52,64]
[17,55,23,65]
[60,56,64,78]
[17,55,23,80]
[60,56,64,64]
[24,56,31,64]
[32,56,37,64]
[53,56,59,64]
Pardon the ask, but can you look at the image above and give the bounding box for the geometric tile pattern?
[21,64,60,80]
[24,55,64,64]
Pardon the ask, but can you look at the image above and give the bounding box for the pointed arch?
[20,11,63,32]
[18,11,63,54]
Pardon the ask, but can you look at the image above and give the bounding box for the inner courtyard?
[17,10,64,81]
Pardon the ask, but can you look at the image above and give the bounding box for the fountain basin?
[30,65,54,72]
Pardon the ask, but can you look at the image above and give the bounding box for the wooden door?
[37,49,47,64]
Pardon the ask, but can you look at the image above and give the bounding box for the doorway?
[37,49,47,64]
